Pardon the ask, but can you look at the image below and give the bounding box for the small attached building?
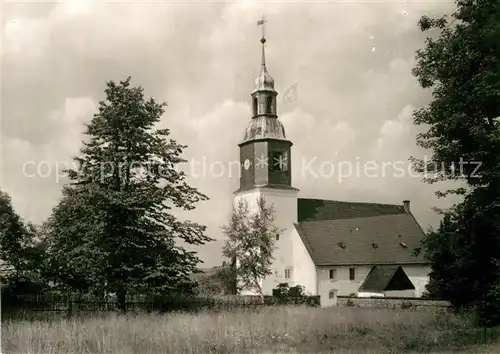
[357,265,415,298]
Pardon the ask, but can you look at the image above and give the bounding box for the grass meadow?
[2,306,500,354]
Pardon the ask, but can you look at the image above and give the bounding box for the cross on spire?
[257,15,267,43]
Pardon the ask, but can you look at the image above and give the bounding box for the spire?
[261,36,266,68]
[254,16,275,92]
[258,16,267,68]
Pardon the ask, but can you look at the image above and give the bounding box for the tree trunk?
[67,292,73,318]
[257,282,265,305]
[117,286,127,314]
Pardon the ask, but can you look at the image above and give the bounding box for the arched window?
[266,97,273,114]
[252,97,258,116]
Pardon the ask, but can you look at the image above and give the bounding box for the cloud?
[1,1,459,266]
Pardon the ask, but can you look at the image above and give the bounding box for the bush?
[475,282,500,328]
[401,301,414,310]
[272,283,311,305]
[1,275,48,315]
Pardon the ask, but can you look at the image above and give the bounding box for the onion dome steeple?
[242,16,286,143]
[237,16,296,193]
[253,27,275,93]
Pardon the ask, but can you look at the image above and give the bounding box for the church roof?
[294,199,427,266]
[241,116,287,144]
[358,265,415,293]
[297,198,405,222]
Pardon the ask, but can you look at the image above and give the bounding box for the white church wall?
[317,265,373,298]
[290,227,317,295]
[262,227,294,294]
[233,189,261,212]
[234,187,299,296]
[315,264,430,305]
[259,188,299,295]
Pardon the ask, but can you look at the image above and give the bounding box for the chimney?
[403,200,410,213]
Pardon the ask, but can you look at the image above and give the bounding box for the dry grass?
[2,306,499,354]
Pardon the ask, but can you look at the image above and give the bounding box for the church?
[233,23,430,306]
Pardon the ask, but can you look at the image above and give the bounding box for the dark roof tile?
[298,198,406,222]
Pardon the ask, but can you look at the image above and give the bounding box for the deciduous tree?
[0,190,47,294]
[1,190,30,278]
[412,0,500,326]
[44,77,211,310]
[222,196,281,298]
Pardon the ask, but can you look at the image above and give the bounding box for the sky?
[2,0,461,267]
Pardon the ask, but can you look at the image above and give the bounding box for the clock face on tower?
[243,159,251,170]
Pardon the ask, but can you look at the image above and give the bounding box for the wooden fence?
[2,293,321,317]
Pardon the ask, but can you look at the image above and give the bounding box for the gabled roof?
[298,198,406,222]
[294,212,427,266]
[358,265,415,293]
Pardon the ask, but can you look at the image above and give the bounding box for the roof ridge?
[298,212,411,225]
[298,197,404,208]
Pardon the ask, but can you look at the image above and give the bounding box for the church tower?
[234,19,299,295]
[236,21,297,194]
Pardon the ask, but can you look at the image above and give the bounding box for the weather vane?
[257,14,267,42]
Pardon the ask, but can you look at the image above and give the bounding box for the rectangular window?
[329,269,336,279]
[276,234,280,241]
[269,151,288,172]
[284,268,291,279]
[349,267,356,280]
[252,97,258,116]
[329,290,337,299]
[266,97,273,114]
